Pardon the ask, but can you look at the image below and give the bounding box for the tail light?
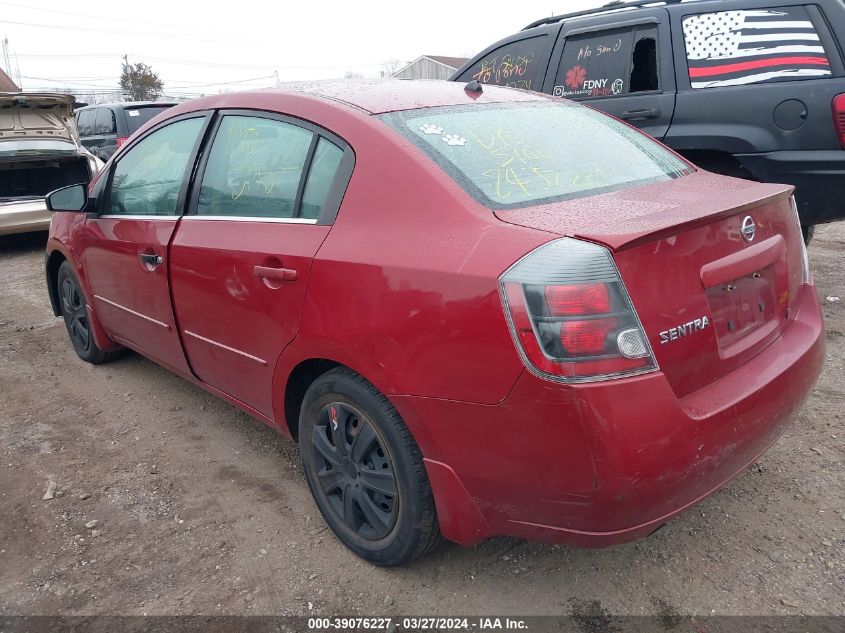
[499,238,657,382]
[116,136,129,149]
[834,94,845,149]
[791,196,810,285]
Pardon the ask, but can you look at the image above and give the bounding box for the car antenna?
[464,80,483,94]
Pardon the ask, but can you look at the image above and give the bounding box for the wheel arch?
[45,248,68,317]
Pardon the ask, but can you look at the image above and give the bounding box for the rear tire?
[57,261,120,364]
[300,367,441,566]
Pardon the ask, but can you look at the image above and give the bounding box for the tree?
[343,70,364,79]
[381,58,403,77]
[120,61,163,101]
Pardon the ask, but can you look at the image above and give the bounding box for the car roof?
[173,79,551,116]
[76,101,178,111]
[521,0,840,30]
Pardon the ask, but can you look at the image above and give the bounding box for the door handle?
[621,108,660,120]
[254,265,297,282]
[139,252,163,267]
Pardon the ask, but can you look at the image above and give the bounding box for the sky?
[0,0,607,99]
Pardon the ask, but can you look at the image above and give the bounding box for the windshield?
[381,102,693,209]
[0,139,78,157]
[124,106,174,134]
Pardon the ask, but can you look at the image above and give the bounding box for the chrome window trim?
[180,215,318,224]
[96,214,181,220]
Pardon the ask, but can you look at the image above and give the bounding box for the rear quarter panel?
[270,109,552,415]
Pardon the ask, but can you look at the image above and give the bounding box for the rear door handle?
[254,265,297,282]
[621,108,660,120]
[139,252,163,267]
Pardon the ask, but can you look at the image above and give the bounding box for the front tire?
[57,261,119,364]
[300,368,441,566]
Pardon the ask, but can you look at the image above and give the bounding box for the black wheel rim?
[310,402,399,540]
[61,277,90,352]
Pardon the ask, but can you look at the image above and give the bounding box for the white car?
[0,93,102,236]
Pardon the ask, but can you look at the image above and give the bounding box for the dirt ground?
[0,224,843,619]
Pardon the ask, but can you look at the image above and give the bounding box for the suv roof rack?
[522,0,689,31]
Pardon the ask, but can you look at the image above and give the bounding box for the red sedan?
[44,80,824,566]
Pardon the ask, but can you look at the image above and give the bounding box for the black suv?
[452,0,845,238]
[75,102,177,162]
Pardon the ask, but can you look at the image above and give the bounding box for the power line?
[0,1,234,36]
[0,18,253,43]
[14,52,385,70]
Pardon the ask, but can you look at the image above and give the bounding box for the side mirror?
[46,183,88,213]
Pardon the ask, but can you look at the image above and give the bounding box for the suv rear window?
[381,102,692,209]
[682,6,832,88]
[124,106,173,134]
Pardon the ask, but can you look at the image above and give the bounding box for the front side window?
[107,117,204,216]
[456,35,551,91]
[682,6,832,89]
[197,115,314,219]
[554,25,659,99]
[382,102,692,209]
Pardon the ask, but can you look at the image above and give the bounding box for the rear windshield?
[124,106,173,134]
[380,102,692,209]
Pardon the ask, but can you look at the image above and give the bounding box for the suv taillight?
[834,94,845,149]
[499,238,657,383]
[117,136,129,149]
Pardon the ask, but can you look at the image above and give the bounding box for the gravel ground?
[0,224,843,618]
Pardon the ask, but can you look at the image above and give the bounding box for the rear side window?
[93,108,116,135]
[456,35,551,91]
[196,115,314,219]
[300,138,344,220]
[682,6,832,88]
[124,106,173,134]
[554,25,659,99]
[381,102,692,210]
[76,109,95,136]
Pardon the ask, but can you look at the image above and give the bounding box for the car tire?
[300,367,442,566]
[57,261,120,364]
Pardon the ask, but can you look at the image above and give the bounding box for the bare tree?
[381,58,404,77]
[344,70,365,79]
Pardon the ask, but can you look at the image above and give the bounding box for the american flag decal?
[683,8,831,89]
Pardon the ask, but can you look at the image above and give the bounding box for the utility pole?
[2,37,11,75]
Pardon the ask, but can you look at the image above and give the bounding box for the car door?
[80,113,211,374]
[544,10,676,140]
[169,111,353,418]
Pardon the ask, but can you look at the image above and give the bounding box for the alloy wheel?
[61,277,90,352]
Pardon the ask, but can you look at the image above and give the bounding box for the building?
[392,55,469,81]
[0,67,20,92]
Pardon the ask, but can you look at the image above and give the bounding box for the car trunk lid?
[495,171,807,397]
[0,93,79,143]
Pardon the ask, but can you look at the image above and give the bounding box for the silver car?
[1,93,102,236]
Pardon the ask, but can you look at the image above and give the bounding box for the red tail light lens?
[545,284,610,316]
[500,238,657,382]
[561,318,617,355]
[116,136,129,149]
[834,94,845,149]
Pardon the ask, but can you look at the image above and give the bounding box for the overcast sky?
[1,0,607,98]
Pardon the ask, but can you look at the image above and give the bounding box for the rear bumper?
[0,199,51,236]
[736,150,845,225]
[396,284,824,547]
